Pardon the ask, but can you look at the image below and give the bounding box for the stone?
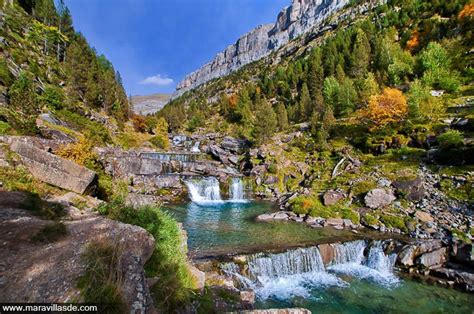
[431,268,474,293]
[364,188,396,209]
[392,176,425,201]
[415,211,434,223]
[318,244,335,265]
[220,136,249,154]
[398,245,416,267]
[273,212,290,220]
[10,140,97,194]
[324,218,344,228]
[452,242,474,267]
[188,264,206,290]
[323,190,345,206]
[240,290,255,304]
[416,248,447,269]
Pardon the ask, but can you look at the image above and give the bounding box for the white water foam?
[229,178,248,203]
[185,177,224,205]
[221,240,400,301]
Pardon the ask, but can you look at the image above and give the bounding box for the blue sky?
[64,0,289,96]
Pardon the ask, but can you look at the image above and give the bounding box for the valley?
[0,0,473,312]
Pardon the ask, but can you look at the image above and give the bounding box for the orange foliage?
[302,199,313,210]
[406,29,419,51]
[131,115,147,133]
[229,94,238,109]
[459,3,474,19]
[363,88,408,130]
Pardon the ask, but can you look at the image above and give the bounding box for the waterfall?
[229,178,247,202]
[185,177,223,204]
[332,240,366,265]
[141,152,199,162]
[220,240,399,301]
[190,141,201,153]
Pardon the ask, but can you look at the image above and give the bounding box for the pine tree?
[349,29,371,77]
[275,102,289,131]
[307,49,325,115]
[253,99,277,143]
[298,83,311,121]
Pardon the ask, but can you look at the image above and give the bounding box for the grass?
[31,222,67,242]
[77,240,127,313]
[98,200,195,311]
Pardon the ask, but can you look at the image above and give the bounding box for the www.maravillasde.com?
[1,303,98,313]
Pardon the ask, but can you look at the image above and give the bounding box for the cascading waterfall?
[141,152,199,162]
[185,177,223,204]
[221,240,399,300]
[229,178,247,202]
[186,177,250,204]
[190,141,201,153]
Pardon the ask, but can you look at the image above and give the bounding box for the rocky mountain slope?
[175,0,359,96]
[131,93,170,115]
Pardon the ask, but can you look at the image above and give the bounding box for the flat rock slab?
[10,140,96,194]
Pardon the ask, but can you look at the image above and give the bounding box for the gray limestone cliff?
[174,0,350,97]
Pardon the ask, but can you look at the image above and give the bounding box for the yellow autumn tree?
[363,88,408,130]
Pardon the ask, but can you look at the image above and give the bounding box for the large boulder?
[10,140,97,194]
[416,247,447,269]
[220,136,249,154]
[364,188,396,209]
[0,194,155,311]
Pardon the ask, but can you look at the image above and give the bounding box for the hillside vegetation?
[157,0,474,235]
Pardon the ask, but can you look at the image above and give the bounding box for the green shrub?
[363,213,379,226]
[77,241,126,313]
[338,207,360,224]
[149,135,168,149]
[39,85,65,110]
[31,222,67,242]
[0,121,12,135]
[351,180,377,196]
[381,214,407,232]
[289,195,317,215]
[98,201,194,311]
[438,130,464,149]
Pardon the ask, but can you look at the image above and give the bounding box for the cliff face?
[175,0,349,96]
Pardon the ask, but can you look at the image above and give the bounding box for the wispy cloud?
[139,74,174,86]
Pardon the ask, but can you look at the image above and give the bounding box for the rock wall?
[175,0,350,96]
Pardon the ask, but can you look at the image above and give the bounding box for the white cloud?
[139,74,174,86]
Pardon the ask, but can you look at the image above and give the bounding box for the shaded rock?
[392,176,426,201]
[431,267,474,292]
[452,242,474,267]
[221,136,249,154]
[364,188,396,209]
[416,247,447,269]
[10,140,97,195]
[323,190,345,206]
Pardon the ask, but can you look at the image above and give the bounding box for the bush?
[56,137,100,169]
[77,241,126,313]
[149,135,168,150]
[363,213,379,226]
[39,85,65,110]
[290,195,318,215]
[0,121,12,135]
[381,214,407,232]
[438,130,464,149]
[98,201,194,311]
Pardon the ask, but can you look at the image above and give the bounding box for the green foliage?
[351,180,377,196]
[0,58,14,86]
[98,201,194,311]
[0,121,12,135]
[363,213,379,226]
[77,241,127,313]
[56,109,111,145]
[39,85,65,110]
[3,72,39,134]
[438,130,464,149]
[253,99,277,143]
[419,42,460,92]
[19,192,65,220]
[380,214,407,232]
[31,221,67,242]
